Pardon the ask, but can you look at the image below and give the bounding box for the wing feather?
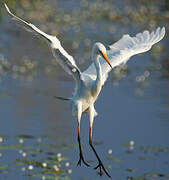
[83,27,165,85]
[4,3,81,82]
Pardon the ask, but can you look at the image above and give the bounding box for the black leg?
[77,135,90,167]
[89,127,111,178]
[77,120,90,167]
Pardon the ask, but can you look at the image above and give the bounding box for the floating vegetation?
[48,155,68,163]
[127,173,169,180]
[108,156,123,162]
[138,156,157,161]
[126,168,136,173]
[0,135,168,179]
[0,166,8,174]
[0,144,29,150]
[17,134,35,139]
[123,141,169,154]
[0,135,71,179]
[0,0,169,179]
[122,141,135,152]
[0,165,8,175]
[138,145,169,153]
[145,172,169,178]
[30,174,71,180]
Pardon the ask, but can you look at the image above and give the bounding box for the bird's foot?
[94,159,111,178]
[77,153,90,167]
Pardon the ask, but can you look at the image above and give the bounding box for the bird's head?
[92,42,112,68]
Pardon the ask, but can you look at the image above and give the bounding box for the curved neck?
[94,55,102,85]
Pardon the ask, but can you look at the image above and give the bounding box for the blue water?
[0,1,169,180]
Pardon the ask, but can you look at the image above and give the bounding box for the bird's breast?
[72,80,102,115]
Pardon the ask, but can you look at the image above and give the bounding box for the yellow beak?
[99,50,112,68]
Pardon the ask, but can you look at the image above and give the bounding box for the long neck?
[94,55,102,86]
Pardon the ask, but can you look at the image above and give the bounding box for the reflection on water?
[0,0,169,179]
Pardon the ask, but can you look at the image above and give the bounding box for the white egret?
[4,3,165,178]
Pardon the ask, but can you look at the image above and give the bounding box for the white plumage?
[4,3,165,178]
[84,27,165,85]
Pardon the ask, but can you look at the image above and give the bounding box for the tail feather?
[54,96,70,101]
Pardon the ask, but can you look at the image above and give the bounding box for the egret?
[4,3,165,178]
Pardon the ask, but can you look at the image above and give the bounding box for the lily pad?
[31,174,71,180]
[16,134,35,139]
[0,144,30,150]
[108,157,123,162]
[0,166,7,170]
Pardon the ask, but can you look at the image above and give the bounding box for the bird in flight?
[4,3,165,178]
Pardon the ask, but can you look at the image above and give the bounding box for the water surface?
[0,0,169,179]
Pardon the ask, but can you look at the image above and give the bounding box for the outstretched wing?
[4,3,81,83]
[83,27,165,85]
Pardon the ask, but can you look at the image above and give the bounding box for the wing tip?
[4,3,11,14]
[161,26,166,36]
[155,26,166,40]
[4,3,15,18]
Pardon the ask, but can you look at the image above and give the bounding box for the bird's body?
[71,76,100,116]
[4,3,165,178]
[71,43,107,117]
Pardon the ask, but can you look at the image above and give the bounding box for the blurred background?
[0,0,169,179]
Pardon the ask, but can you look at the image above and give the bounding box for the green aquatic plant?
[107,156,123,162]
[0,144,30,150]
[0,135,71,179]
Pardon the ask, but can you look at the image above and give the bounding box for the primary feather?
[83,27,165,85]
[4,3,81,84]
